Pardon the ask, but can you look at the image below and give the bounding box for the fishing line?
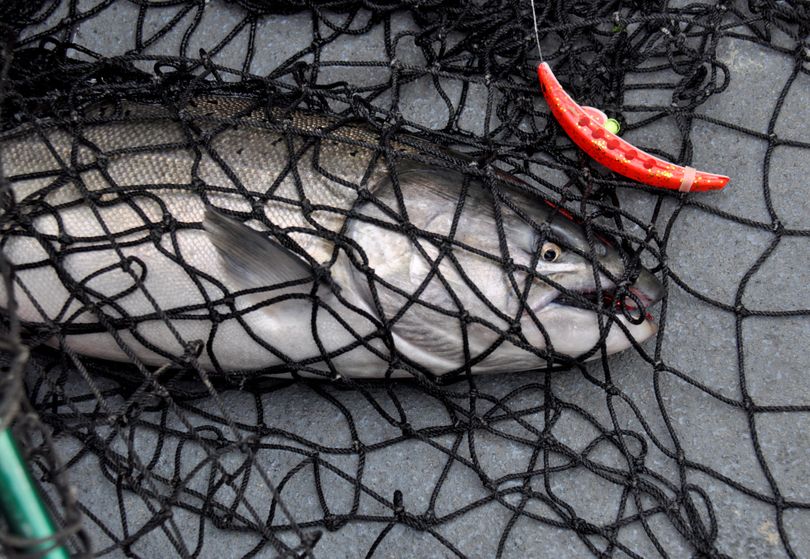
[529,0,543,62]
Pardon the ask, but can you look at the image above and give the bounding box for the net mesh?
[1,0,809,557]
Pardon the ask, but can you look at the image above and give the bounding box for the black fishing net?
[1,0,809,557]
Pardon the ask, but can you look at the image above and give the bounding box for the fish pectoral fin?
[203,208,314,287]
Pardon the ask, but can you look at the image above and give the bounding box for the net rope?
[1,0,809,557]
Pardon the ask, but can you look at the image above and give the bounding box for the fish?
[0,96,663,378]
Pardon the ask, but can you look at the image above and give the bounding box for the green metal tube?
[0,428,70,559]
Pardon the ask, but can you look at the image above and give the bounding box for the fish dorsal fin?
[203,209,313,287]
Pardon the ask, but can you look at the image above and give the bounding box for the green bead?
[605,118,621,134]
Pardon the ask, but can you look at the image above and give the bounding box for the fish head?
[509,198,664,360]
[343,165,664,372]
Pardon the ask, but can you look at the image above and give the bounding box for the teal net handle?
[0,428,70,559]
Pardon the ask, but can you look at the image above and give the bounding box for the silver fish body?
[0,98,662,377]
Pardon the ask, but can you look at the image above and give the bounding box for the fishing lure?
[537,63,729,192]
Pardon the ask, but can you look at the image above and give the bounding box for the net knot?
[63,168,81,181]
[400,512,429,531]
[212,512,235,529]
[190,177,206,192]
[667,500,681,513]
[312,264,332,284]
[117,256,137,275]
[322,514,346,531]
[399,422,415,436]
[250,198,266,214]
[479,476,496,492]
[570,517,594,534]
[399,221,417,236]
[182,339,204,361]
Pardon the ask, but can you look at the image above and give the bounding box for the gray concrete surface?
[15,1,810,558]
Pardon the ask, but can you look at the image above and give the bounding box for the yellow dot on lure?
[605,118,621,134]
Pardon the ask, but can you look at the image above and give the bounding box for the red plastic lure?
[537,62,729,192]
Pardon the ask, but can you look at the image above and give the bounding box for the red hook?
[537,63,729,192]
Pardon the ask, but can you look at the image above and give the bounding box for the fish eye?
[541,242,561,262]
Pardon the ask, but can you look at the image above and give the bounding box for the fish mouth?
[554,269,665,323]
